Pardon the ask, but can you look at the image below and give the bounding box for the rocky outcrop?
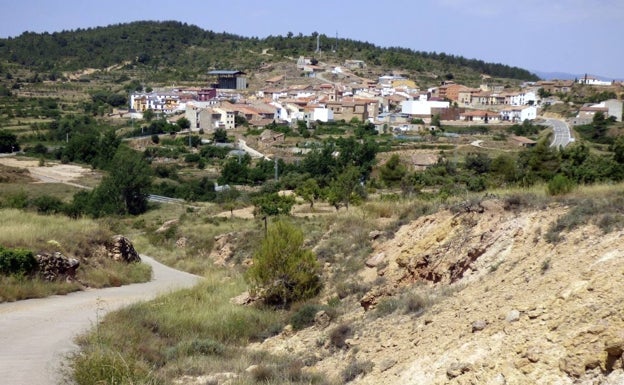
[107,235,140,263]
[209,232,237,266]
[250,198,624,385]
[35,252,79,281]
[156,219,178,233]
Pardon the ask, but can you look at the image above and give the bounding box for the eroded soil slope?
[256,198,624,384]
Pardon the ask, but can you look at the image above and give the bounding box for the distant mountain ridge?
[533,70,622,82]
[0,20,539,83]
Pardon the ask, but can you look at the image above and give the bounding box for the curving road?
[0,256,202,385]
[544,118,573,148]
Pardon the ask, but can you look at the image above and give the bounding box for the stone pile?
[35,252,79,281]
[107,235,140,263]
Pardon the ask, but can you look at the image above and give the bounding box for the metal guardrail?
[148,194,185,204]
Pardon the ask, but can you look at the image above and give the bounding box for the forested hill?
[0,20,539,82]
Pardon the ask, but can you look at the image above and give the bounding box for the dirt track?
[0,256,202,385]
[0,157,95,187]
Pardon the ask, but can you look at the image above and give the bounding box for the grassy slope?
[0,209,151,302]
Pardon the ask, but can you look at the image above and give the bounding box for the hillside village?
[3,21,624,385]
[126,57,623,145]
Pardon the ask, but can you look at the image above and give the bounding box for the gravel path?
[0,256,202,385]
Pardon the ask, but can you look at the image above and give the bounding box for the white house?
[130,92,183,113]
[578,76,612,86]
[506,91,537,106]
[401,95,450,117]
[500,105,537,122]
[311,107,334,122]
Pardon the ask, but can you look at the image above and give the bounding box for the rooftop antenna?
[316,34,320,54]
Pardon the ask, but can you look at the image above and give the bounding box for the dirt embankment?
[0,157,97,188]
[253,199,624,384]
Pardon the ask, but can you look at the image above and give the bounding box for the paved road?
[238,139,270,160]
[0,256,202,385]
[544,118,573,148]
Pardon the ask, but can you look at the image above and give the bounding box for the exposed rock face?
[107,235,140,263]
[250,198,624,385]
[35,252,79,281]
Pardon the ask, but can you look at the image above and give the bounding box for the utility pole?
[274,157,278,181]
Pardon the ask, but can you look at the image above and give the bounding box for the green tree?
[490,153,518,184]
[431,114,441,128]
[245,221,321,306]
[464,152,491,174]
[379,154,407,187]
[592,111,608,139]
[90,146,152,216]
[0,129,19,153]
[295,178,321,208]
[252,193,295,217]
[537,88,552,98]
[177,116,190,130]
[219,155,251,184]
[213,128,228,143]
[326,166,363,210]
[142,109,155,122]
[612,136,624,164]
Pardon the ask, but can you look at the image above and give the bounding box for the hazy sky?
[1,0,622,79]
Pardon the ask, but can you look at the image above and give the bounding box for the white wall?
[312,107,334,122]
[401,100,450,115]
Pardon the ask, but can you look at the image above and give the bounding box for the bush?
[5,190,28,209]
[32,195,65,214]
[290,303,320,331]
[547,174,575,195]
[184,153,200,163]
[375,297,401,317]
[342,359,373,382]
[0,246,37,276]
[246,221,321,306]
[329,323,352,349]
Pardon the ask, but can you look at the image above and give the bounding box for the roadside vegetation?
[0,209,151,302]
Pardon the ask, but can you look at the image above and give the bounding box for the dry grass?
[0,275,81,302]
[0,209,152,301]
[70,269,331,385]
[0,209,107,253]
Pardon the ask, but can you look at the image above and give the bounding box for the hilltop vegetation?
[0,20,538,84]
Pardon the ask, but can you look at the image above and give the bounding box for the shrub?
[329,323,352,349]
[540,258,551,274]
[547,174,575,196]
[375,297,401,317]
[0,246,37,276]
[290,303,321,331]
[5,190,28,209]
[184,153,200,163]
[403,292,429,315]
[245,221,321,306]
[341,359,373,382]
[250,364,274,382]
[166,338,226,360]
[32,195,65,214]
